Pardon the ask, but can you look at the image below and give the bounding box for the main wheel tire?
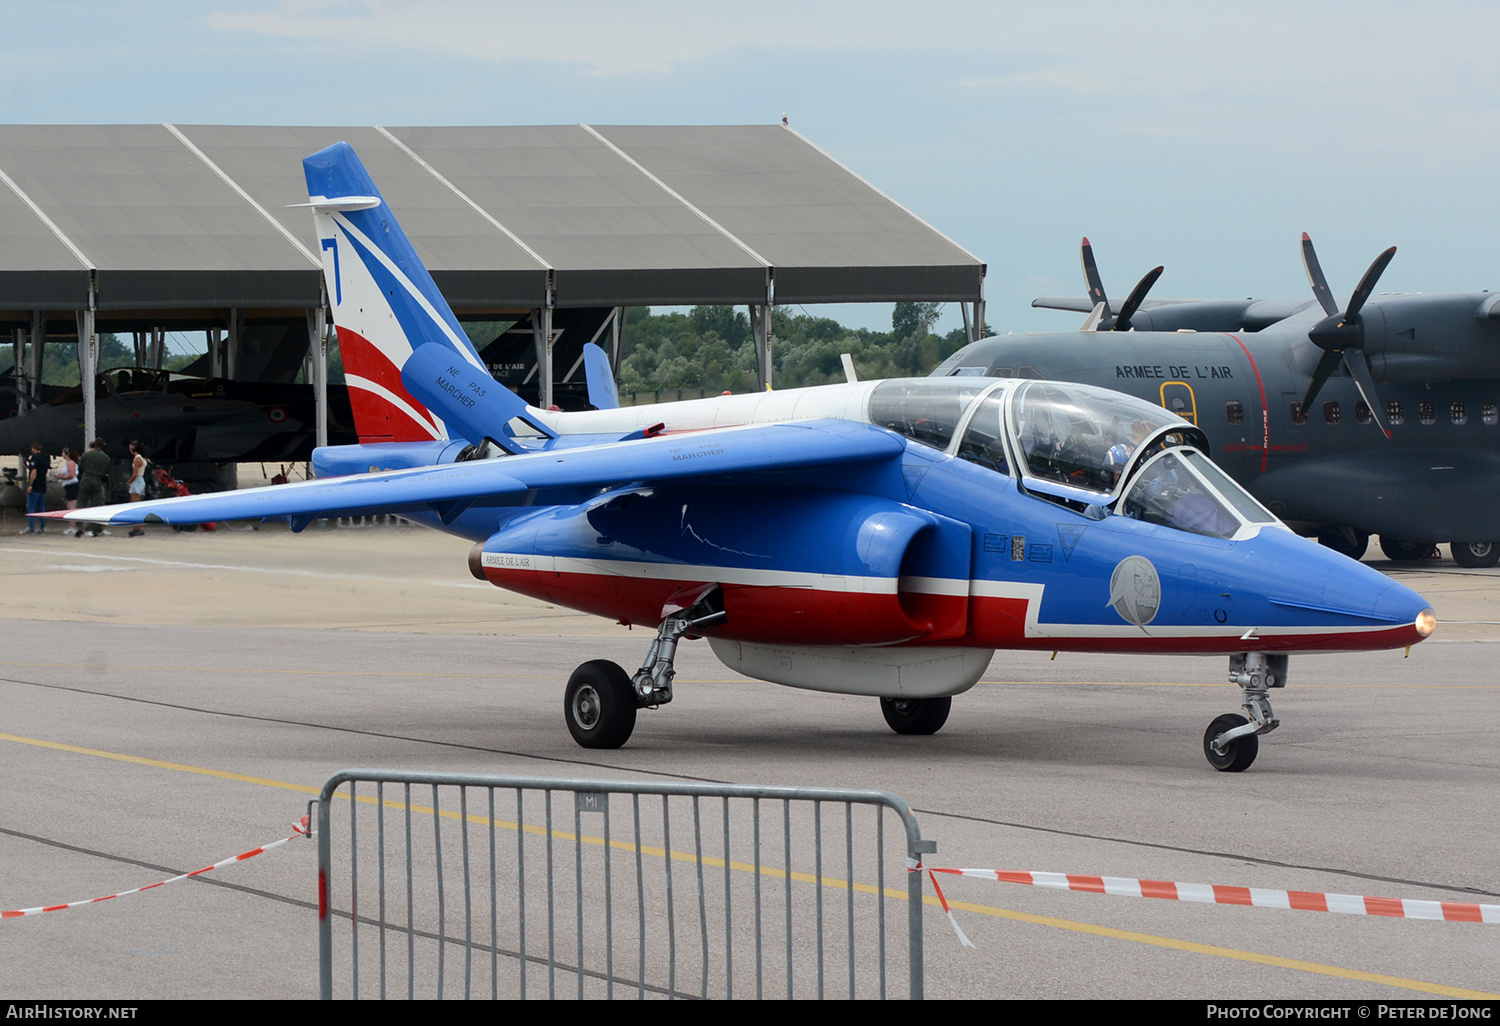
[564,660,638,749]
[1203,713,1258,772]
[880,696,952,735]
[1379,537,1433,562]
[1317,528,1369,560]
[1451,540,1500,569]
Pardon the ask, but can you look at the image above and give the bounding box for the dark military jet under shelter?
[935,236,1500,567]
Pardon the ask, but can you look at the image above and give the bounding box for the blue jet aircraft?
[51,144,1439,772]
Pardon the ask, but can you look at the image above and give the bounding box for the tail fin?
[302,142,489,444]
[582,342,620,410]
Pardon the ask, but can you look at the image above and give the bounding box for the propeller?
[1298,233,1396,438]
[1078,237,1164,332]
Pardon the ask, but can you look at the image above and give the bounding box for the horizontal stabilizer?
[50,419,906,528]
[400,343,553,447]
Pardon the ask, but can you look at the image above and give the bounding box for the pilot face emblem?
[1108,555,1161,626]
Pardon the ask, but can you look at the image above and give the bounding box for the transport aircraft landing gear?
[1317,527,1368,561]
[1379,537,1435,562]
[1451,541,1500,568]
[1204,652,1286,772]
[563,585,727,750]
[880,696,952,735]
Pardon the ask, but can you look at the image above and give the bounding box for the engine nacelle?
[470,487,972,646]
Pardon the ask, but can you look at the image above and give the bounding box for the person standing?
[56,447,80,536]
[126,440,147,538]
[21,441,49,534]
[76,438,111,538]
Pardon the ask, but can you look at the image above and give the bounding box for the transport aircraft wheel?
[1379,537,1433,562]
[880,696,951,735]
[1451,541,1500,569]
[1316,528,1368,561]
[1203,713,1258,773]
[565,660,637,749]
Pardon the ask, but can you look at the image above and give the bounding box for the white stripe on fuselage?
[482,555,1399,640]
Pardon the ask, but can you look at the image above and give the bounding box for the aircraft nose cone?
[1372,582,1437,635]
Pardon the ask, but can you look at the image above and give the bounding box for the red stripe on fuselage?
[1227,334,1270,475]
[481,566,1422,653]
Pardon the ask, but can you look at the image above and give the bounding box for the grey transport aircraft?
[934,236,1500,567]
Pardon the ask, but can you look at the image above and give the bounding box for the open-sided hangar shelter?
[0,123,985,446]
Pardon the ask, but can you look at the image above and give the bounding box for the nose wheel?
[1204,652,1286,772]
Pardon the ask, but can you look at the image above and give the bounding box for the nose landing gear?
[1204,652,1286,772]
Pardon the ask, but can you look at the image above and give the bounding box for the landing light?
[1415,608,1437,637]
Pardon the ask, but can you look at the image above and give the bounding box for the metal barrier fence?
[315,770,934,1000]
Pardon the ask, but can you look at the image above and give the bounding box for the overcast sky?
[4,0,1497,335]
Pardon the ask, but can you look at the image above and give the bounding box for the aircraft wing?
[1031,296,1184,313]
[51,419,906,529]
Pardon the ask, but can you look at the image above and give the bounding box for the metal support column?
[609,306,622,371]
[12,328,27,417]
[27,311,47,410]
[76,281,97,445]
[751,304,773,391]
[306,290,328,450]
[532,301,556,409]
[225,308,242,379]
[208,328,222,378]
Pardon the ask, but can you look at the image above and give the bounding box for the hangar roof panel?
[386,125,768,306]
[590,125,983,303]
[0,124,982,312]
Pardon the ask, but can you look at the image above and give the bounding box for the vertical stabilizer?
[302,142,489,444]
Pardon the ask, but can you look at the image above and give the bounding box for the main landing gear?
[563,586,727,749]
[880,696,952,735]
[1204,652,1286,772]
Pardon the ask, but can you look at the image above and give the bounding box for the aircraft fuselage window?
[1355,401,1371,425]
[1225,401,1244,425]
[1483,402,1497,426]
[956,391,1009,476]
[1323,401,1341,425]
[868,379,988,451]
[1450,401,1467,426]
[1388,400,1405,426]
[1419,401,1435,425]
[1290,401,1308,425]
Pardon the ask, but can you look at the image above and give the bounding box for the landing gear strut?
[1204,652,1286,772]
[563,585,727,749]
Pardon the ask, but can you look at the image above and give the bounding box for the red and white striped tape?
[2,816,309,920]
[931,868,1500,924]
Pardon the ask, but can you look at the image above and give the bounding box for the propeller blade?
[1344,349,1392,439]
[1081,237,1108,312]
[1113,266,1164,332]
[1301,233,1339,316]
[1301,348,1342,411]
[1344,246,1397,321]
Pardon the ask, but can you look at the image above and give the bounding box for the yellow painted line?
[939,897,1499,1000]
[4,730,1494,999]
